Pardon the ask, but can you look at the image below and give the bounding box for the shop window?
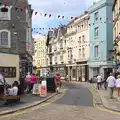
[0,67,16,78]
[73,69,76,78]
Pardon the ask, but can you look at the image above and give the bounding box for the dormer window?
[0,5,12,20]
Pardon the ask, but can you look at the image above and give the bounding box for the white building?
[65,11,89,81]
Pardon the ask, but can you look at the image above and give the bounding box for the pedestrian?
[104,78,107,90]
[25,72,31,93]
[115,75,120,98]
[29,73,37,92]
[107,73,116,99]
[66,75,68,82]
[0,70,5,96]
[55,73,61,92]
[96,74,102,90]
[6,81,19,96]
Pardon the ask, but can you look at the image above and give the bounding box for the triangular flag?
[35,12,37,15]
[62,16,64,19]
[44,14,47,16]
[20,8,23,12]
[4,3,7,7]
[75,17,78,20]
[15,7,19,12]
[0,2,2,5]
[49,14,52,17]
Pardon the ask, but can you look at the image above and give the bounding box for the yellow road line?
[89,88,120,115]
[0,89,67,119]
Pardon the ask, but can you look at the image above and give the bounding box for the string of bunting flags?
[0,0,117,22]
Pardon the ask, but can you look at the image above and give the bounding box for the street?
[0,82,120,120]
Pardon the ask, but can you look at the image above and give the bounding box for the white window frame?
[94,27,99,38]
[94,12,99,21]
[0,29,11,48]
[0,5,12,20]
[94,46,99,58]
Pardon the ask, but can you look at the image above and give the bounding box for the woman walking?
[115,75,120,98]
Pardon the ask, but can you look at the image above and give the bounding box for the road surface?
[0,82,120,120]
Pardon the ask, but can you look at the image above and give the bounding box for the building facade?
[88,0,114,79]
[65,12,89,81]
[0,0,33,84]
[51,26,67,78]
[34,35,48,76]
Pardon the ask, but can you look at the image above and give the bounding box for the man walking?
[107,73,116,99]
[97,74,102,90]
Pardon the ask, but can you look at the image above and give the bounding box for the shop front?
[0,53,19,85]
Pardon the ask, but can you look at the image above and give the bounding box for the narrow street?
[0,82,120,120]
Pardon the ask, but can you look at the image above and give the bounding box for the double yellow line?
[0,89,67,119]
[89,87,120,115]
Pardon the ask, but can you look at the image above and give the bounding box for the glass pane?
[1,31,8,45]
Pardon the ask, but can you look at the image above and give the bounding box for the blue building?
[88,0,114,79]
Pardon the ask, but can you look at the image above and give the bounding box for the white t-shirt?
[97,76,102,83]
[25,75,31,82]
[0,74,4,85]
[107,76,116,88]
[8,86,18,96]
[115,79,120,88]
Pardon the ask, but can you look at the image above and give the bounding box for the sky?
[28,0,100,38]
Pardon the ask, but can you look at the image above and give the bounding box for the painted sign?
[40,80,47,97]
[33,84,41,95]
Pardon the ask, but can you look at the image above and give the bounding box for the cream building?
[34,35,48,75]
[65,11,89,81]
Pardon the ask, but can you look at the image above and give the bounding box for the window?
[78,36,81,45]
[60,55,63,62]
[94,46,98,57]
[0,29,11,48]
[94,12,98,21]
[82,35,85,43]
[79,49,81,58]
[73,69,76,78]
[82,48,85,58]
[0,6,12,20]
[94,27,99,37]
[0,67,16,78]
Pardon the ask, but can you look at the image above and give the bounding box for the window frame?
[0,5,12,20]
[94,46,99,58]
[0,29,11,48]
[94,27,99,38]
[94,12,99,22]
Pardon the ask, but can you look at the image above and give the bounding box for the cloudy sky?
[28,0,99,38]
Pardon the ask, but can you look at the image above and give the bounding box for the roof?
[112,0,117,11]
